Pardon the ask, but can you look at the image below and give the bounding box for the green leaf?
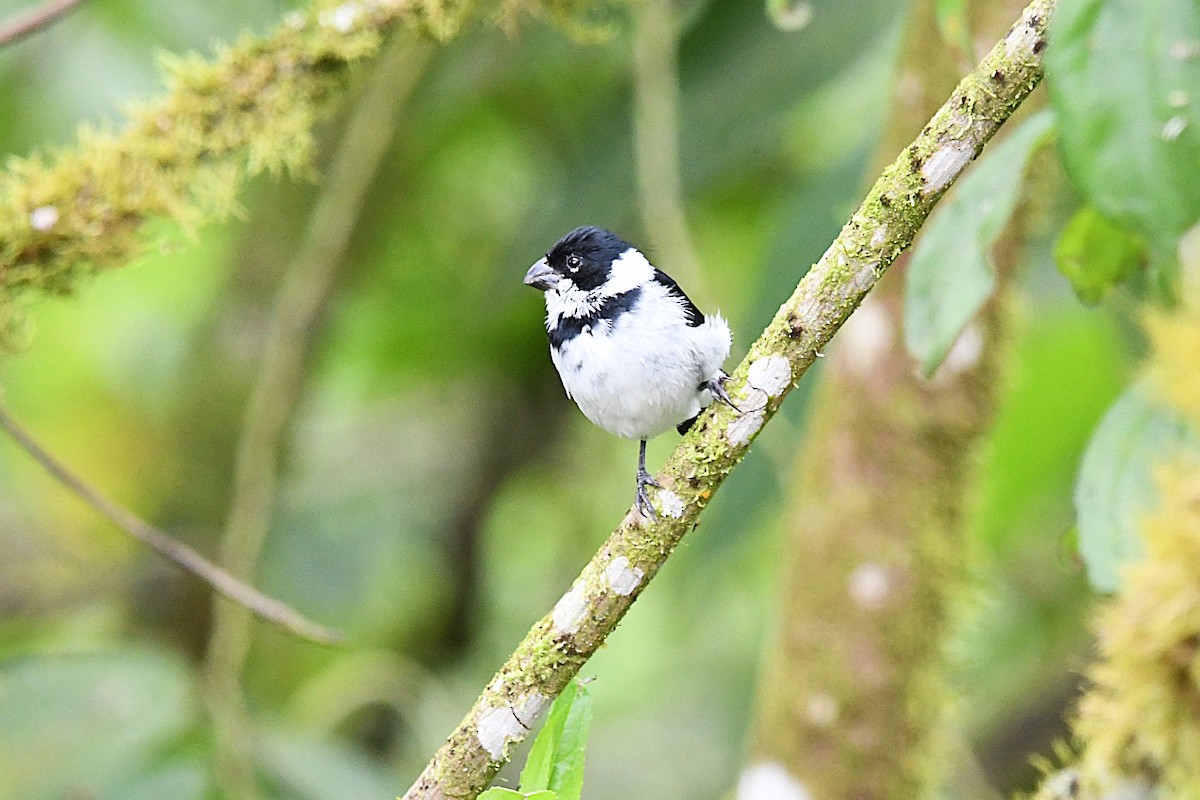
[1054,206,1147,303]
[904,110,1055,375]
[479,790,531,800]
[519,679,593,800]
[1046,0,1200,251]
[0,648,195,800]
[1075,381,1200,592]
[546,681,592,800]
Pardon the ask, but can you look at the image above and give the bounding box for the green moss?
[0,0,620,358]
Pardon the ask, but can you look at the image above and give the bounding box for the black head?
[524,226,632,292]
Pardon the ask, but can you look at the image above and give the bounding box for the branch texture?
[402,1,1056,797]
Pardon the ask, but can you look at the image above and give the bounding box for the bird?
[524,225,734,518]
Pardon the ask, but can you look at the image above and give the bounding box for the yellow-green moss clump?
[1074,461,1200,796]
[1061,301,1200,798]
[1147,308,1200,426]
[0,0,622,354]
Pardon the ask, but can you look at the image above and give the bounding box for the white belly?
[550,313,730,440]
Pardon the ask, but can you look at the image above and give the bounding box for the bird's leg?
[704,370,740,412]
[635,438,659,518]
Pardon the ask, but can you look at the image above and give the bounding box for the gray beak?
[524,258,556,291]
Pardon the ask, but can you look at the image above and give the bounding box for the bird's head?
[524,226,633,294]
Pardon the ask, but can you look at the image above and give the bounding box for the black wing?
[652,269,704,327]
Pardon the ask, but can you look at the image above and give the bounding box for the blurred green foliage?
[905,110,1054,375]
[0,0,1148,797]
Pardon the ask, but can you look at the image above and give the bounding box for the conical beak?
[523,258,556,291]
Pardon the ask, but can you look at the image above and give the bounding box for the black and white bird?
[524,226,734,517]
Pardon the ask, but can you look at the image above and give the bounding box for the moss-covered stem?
[201,35,431,798]
[0,0,490,354]
[401,2,1056,798]
[740,0,1034,796]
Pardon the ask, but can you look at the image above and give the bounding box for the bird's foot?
[705,371,740,412]
[635,467,660,519]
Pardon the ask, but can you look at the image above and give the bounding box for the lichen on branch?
[402,1,1056,798]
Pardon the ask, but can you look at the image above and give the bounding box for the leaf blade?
[519,679,578,793]
[546,680,593,800]
[1075,380,1200,591]
[1046,0,1200,250]
[904,110,1055,375]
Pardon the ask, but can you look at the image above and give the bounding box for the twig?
[0,401,342,644]
[401,1,1056,797]
[0,0,87,48]
[201,34,433,799]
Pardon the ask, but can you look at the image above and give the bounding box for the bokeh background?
[0,0,1130,797]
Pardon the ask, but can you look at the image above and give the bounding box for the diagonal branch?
[401,1,1056,797]
[0,401,342,644]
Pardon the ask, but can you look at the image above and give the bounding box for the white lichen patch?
[1172,39,1200,60]
[1163,115,1188,142]
[805,692,839,727]
[551,583,588,635]
[746,355,792,398]
[476,693,549,760]
[736,761,813,800]
[1042,769,1081,799]
[29,205,59,231]
[837,300,893,378]
[848,562,892,611]
[656,489,685,520]
[605,555,645,595]
[318,2,362,32]
[869,224,888,248]
[921,140,974,195]
[726,407,765,446]
[1004,12,1041,60]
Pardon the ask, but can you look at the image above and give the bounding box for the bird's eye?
[566,255,582,272]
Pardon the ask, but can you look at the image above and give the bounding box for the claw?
[705,371,740,413]
[634,438,659,519]
[635,471,659,519]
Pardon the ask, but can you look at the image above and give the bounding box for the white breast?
[548,281,731,440]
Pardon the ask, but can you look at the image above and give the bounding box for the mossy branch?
[400,1,1056,798]
[0,0,603,351]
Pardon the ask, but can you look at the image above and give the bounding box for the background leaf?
[0,648,195,800]
[1075,380,1200,592]
[904,110,1055,375]
[1046,0,1200,251]
[1054,206,1147,304]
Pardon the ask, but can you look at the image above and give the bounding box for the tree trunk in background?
[740,2,1031,798]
